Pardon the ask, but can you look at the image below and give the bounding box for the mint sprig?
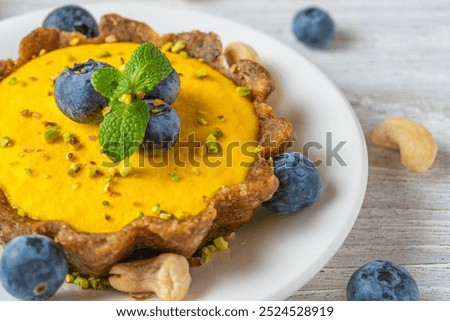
[99,100,149,162]
[91,43,173,162]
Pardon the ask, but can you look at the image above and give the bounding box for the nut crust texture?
[0,14,293,276]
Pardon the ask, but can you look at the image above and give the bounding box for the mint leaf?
[91,43,175,162]
[122,43,173,95]
[99,100,149,162]
[91,67,122,99]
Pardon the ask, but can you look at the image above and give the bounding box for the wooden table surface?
[0,0,448,301]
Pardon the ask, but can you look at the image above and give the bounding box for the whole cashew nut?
[224,41,261,66]
[109,253,191,300]
[370,117,437,172]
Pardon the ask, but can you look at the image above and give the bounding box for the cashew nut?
[370,117,437,172]
[109,253,191,301]
[224,41,261,66]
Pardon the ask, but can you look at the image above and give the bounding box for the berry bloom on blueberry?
[347,260,420,301]
[262,152,322,214]
[43,5,99,38]
[0,235,68,301]
[54,59,110,124]
[292,7,335,48]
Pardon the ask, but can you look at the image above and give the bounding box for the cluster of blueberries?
[0,5,420,301]
[45,5,182,151]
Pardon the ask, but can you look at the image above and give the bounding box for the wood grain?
[0,0,449,300]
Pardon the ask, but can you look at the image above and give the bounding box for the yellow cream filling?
[0,43,259,233]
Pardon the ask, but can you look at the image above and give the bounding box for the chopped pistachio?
[196,117,208,126]
[159,212,174,220]
[95,50,111,58]
[194,69,209,79]
[153,99,165,107]
[151,203,161,215]
[135,91,145,100]
[205,141,219,154]
[210,127,223,138]
[66,152,74,161]
[171,41,186,53]
[68,163,81,176]
[88,167,103,178]
[73,68,87,75]
[32,112,42,119]
[161,41,174,52]
[179,50,189,58]
[191,167,200,175]
[169,171,180,182]
[17,208,27,217]
[69,37,80,46]
[73,276,90,289]
[103,182,111,193]
[24,168,33,176]
[205,133,217,143]
[107,167,118,176]
[236,86,251,97]
[200,237,228,264]
[0,136,12,148]
[200,246,213,265]
[67,272,109,290]
[20,109,31,117]
[8,77,19,85]
[43,121,57,128]
[137,211,144,218]
[119,93,132,105]
[39,49,46,56]
[213,236,229,250]
[119,165,133,177]
[88,277,100,289]
[102,106,112,117]
[102,200,110,206]
[43,128,60,143]
[250,145,263,153]
[63,132,80,148]
[65,274,75,283]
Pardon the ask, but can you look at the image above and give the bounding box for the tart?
[0,14,294,276]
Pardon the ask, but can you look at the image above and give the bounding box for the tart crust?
[0,14,294,276]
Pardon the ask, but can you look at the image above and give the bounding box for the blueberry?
[144,70,180,105]
[54,59,110,124]
[292,7,335,48]
[262,152,322,214]
[0,235,68,301]
[142,99,181,153]
[43,5,99,38]
[347,260,420,301]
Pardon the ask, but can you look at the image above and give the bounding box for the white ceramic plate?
[0,3,368,301]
